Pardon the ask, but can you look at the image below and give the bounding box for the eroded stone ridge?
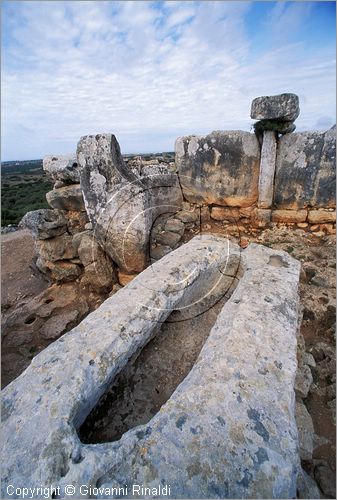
[175,130,260,207]
[1,237,302,499]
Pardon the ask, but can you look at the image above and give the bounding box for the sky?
[1,0,336,160]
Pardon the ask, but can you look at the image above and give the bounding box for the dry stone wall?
[175,93,336,230]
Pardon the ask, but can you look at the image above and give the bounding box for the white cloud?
[1,1,335,160]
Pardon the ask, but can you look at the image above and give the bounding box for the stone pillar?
[258,130,277,209]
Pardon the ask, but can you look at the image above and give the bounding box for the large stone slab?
[274,126,336,209]
[77,134,183,273]
[251,93,300,121]
[1,237,302,499]
[175,131,260,207]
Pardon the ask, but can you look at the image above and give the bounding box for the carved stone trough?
[1,235,301,499]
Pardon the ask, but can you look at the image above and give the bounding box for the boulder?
[77,134,183,273]
[36,234,77,262]
[164,218,185,235]
[20,209,67,240]
[36,258,82,282]
[175,130,260,207]
[274,126,336,209]
[251,93,300,121]
[155,230,182,248]
[43,155,80,183]
[46,185,85,212]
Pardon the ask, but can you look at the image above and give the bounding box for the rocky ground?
[1,222,335,497]
[1,230,112,388]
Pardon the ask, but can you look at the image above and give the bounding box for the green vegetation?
[1,160,53,226]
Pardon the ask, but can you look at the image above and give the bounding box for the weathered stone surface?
[155,230,182,248]
[117,271,138,286]
[150,244,172,261]
[175,130,260,207]
[36,234,77,262]
[43,155,80,183]
[66,211,89,235]
[295,401,314,460]
[77,134,183,273]
[20,209,67,240]
[175,209,200,223]
[295,364,313,398]
[251,93,300,121]
[254,119,296,135]
[314,463,336,497]
[164,218,185,235]
[40,310,79,340]
[258,131,277,208]
[274,126,336,209]
[36,258,82,282]
[46,185,85,212]
[210,206,255,222]
[1,237,301,499]
[308,209,336,224]
[297,469,321,499]
[255,209,271,227]
[271,209,308,223]
[80,259,114,292]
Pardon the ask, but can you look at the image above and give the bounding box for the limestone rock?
[117,271,138,286]
[43,155,80,183]
[254,120,296,135]
[297,469,321,499]
[66,211,89,235]
[251,93,300,121]
[40,310,79,340]
[20,209,67,240]
[210,206,255,222]
[80,258,114,293]
[314,463,336,498]
[164,218,185,235]
[77,134,183,273]
[36,258,82,282]
[295,401,314,460]
[1,237,301,499]
[36,234,77,262]
[295,364,313,398]
[150,244,172,261]
[155,230,182,248]
[46,185,85,212]
[271,209,307,223]
[258,130,277,209]
[274,127,336,209]
[255,209,271,227]
[175,209,199,223]
[308,209,336,224]
[175,130,260,207]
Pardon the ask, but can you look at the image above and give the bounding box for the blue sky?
[1,1,336,160]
